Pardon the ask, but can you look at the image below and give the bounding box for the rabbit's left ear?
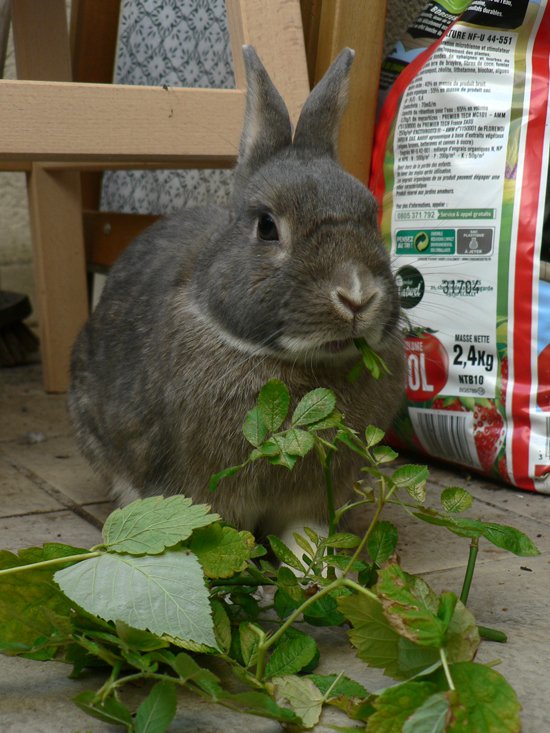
[235,46,293,182]
[293,47,354,160]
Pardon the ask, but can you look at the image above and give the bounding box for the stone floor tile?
[1,511,102,554]
[0,456,65,517]
[82,501,117,524]
[1,435,109,504]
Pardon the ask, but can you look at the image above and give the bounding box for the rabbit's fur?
[68,47,406,550]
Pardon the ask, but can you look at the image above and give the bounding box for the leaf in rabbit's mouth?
[322,339,353,353]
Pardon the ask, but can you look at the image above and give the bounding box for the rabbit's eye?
[257,214,279,241]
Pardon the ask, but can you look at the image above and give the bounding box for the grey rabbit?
[68,46,406,556]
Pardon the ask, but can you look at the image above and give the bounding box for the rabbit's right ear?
[234,46,293,188]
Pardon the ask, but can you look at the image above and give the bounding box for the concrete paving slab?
[83,501,118,524]
[0,456,65,517]
[1,435,109,504]
[1,510,102,553]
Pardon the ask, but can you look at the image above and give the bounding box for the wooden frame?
[0,0,387,392]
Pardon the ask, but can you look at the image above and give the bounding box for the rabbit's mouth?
[322,339,353,353]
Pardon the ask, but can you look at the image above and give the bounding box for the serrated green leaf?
[135,680,177,733]
[258,379,290,432]
[479,522,540,557]
[446,662,521,733]
[323,533,361,549]
[218,690,300,724]
[292,533,314,559]
[307,674,369,699]
[376,566,447,648]
[242,407,268,447]
[304,527,319,545]
[210,464,244,492]
[266,449,298,469]
[189,524,255,579]
[413,513,485,539]
[304,588,349,627]
[402,691,450,733]
[338,592,401,677]
[367,521,398,565]
[292,388,336,426]
[391,464,429,490]
[73,691,133,729]
[277,566,306,605]
[268,536,305,573]
[307,411,343,431]
[115,621,168,652]
[265,635,318,677]
[240,622,260,668]
[55,549,217,647]
[274,589,299,619]
[324,555,367,573]
[284,429,315,456]
[273,675,325,728]
[368,681,438,733]
[102,495,219,554]
[444,599,480,664]
[0,544,88,652]
[372,446,399,464]
[440,487,473,514]
[211,600,231,653]
[365,426,385,447]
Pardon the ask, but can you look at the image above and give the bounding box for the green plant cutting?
[0,348,539,732]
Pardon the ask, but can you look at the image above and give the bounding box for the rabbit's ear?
[293,47,354,159]
[236,46,293,179]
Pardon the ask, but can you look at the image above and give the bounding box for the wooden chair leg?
[11,0,89,391]
[315,0,389,186]
[26,165,88,392]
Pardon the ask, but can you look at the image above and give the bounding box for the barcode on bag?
[409,408,481,470]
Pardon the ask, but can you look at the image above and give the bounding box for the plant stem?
[478,626,507,643]
[324,448,336,536]
[0,551,101,578]
[440,648,455,691]
[460,538,479,605]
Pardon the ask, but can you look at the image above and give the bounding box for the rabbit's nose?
[336,287,376,315]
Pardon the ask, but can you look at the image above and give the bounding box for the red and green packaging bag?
[371,0,550,491]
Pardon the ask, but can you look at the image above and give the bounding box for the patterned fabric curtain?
[100,0,235,215]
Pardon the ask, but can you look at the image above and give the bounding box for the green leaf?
[218,690,299,724]
[258,379,290,432]
[266,449,298,470]
[211,600,231,653]
[440,487,473,514]
[402,692,450,733]
[135,680,177,733]
[265,635,318,677]
[284,429,315,456]
[210,464,244,492]
[239,622,260,668]
[268,536,305,573]
[0,544,88,652]
[338,592,401,678]
[102,496,219,554]
[307,674,368,699]
[348,360,363,383]
[372,446,399,464]
[115,621,169,652]
[391,464,429,491]
[292,388,336,426]
[304,527,319,545]
[242,407,268,447]
[365,426,385,447]
[293,533,315,558]
[367,521,398,564]
[323,533,361,549]
[376,566,447,648]
[324,555,367,573]
[479,522,540,557]
[55,549,217,647]
[189,524,256,578]
[307,411,343,431]
[445,599,480,664]
[274,589,299,619]
[367,681,438,733]
[413,512,485,539]
[273,675,325,728]
[72,691,133,729]
[446,662,521,733]
[304,589,349,627]
[277,566,306,605]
